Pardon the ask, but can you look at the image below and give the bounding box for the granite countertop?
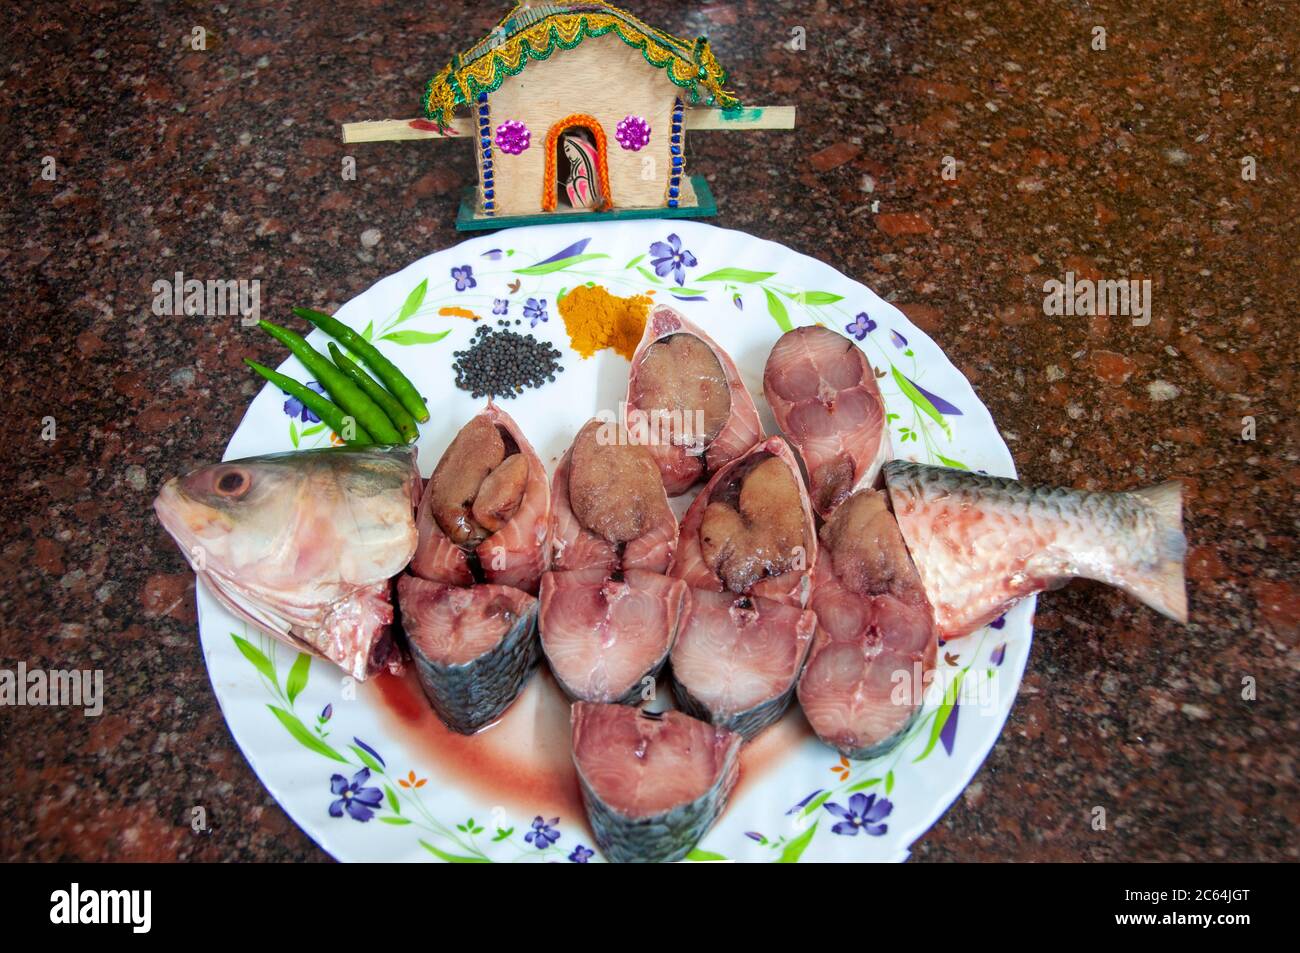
[1,0,1294,862]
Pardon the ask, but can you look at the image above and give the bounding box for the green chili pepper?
[258,320,403,445]
[244,360,374,445]
[327,342,419,444]
[293,306,430,423]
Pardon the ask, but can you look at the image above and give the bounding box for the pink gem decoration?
[615,115,651,151]
[494,120,530,155]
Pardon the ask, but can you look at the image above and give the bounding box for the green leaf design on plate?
[285,652,310,704]
[361,320,373,342]
[936,454,969,470]
[268,705,348,763]
[512,253,609,275]
[636,265,662,285]
[780,289,845,305]
[393,278,428,326]
[385,785,401,815]
[847,777,882,792]
[696,268,777,283]
[350,744,383,773]
[776,821,818,863]
[232,634,277,688]
[885,769,895,795]
[800,790,834,818]
[492,827,514,842]
[301,422,326,437]
[380,329,451,346]
[685,848,729,862]
[379,816,412,826]
[289,420,299,448]
[763,287,793,332]
[914,669,966,763]
[624,253,645,269]
[420,840,490,863]
[891,365,953,438]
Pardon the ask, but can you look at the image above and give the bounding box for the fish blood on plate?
[764,325,890,519]
[797,488,937,759]
[539,418,689,704]
[669,436,817,739]
[400,403,550,733]
[625,304,762,496]
[152,445,420,680]
[571,702,741,863]
[883,461,1188,638]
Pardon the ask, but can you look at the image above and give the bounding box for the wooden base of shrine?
[455,175,717,232]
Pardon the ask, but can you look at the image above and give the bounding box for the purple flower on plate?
[890,329,909,349]
[990,642,1007,666]
[733,292,744,311]
[283,381,327,423]
[989,614,1006,630]
[845,312,876,341]
[824,792,892,836]
[328,767,384,822]
[493,298,509,316]
[615,115,652,151]
[451,265,476,292]
[525,816,560,849]
[524,297,548,327]
[494,120,531,155]
[649,233,697,287]
[319,703,333,723]
[785,789,824,815]
[481,248,505,260]
[568,844,594,863]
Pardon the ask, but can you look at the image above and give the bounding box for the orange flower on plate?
[831,756,850,782]
[398,770,427,789]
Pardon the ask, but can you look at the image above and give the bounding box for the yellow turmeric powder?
[558,284,651,360]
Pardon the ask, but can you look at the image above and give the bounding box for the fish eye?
[215,468,250,498]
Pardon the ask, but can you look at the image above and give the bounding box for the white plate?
[198,220,1032,863]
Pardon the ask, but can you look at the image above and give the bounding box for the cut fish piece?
[550,418,678,574]
[397,575,539,734]
[626,304,762,496]
[764,325,890,518]
[670,589,816,740]
[672,436,817,609]
[883,461,1188,637]
[571,702,742,863]
[411,402,550,594]
[539,567,688,704]
[797,489,938,759]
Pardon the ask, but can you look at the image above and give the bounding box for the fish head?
[153,446,420,585]
[153,454,315,576]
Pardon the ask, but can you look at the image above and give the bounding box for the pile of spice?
[451,325,563,398]
[558,284,651,360]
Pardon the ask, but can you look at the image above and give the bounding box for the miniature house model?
[343,1,794,231]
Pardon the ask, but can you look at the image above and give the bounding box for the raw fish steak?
[397,575,539,734]
[410,402,550,594]
[798,489,938,759]
[669,436,818,738]
[626,304,762,496]
[571,702,741,863]
[540,419,687,703]
[883,461,1188,637]
[764,324,890,518]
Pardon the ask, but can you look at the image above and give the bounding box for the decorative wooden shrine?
[341,1,796,230]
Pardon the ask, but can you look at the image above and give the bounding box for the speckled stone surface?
[1,0,1294,862]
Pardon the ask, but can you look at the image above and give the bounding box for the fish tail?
[1126,481,1188,623]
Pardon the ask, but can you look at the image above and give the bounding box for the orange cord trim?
[543,114,613,212]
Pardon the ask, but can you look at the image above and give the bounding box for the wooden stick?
[340,106,795,144]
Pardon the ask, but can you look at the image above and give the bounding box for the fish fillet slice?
[764,325,890,519]
[397,575,539,734]
[884,461,1188,637]
[797,489,938,759]
[571,702,741,863]
[539,567,688,704]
